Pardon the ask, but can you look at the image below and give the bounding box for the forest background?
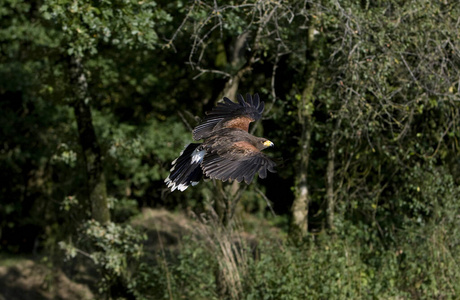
[1,0,460,299]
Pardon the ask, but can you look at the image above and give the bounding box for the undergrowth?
[60,212,460,299]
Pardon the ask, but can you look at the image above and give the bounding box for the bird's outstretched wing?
[192,93,264,141]
[201,140,276,184]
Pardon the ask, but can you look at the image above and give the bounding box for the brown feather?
[232,141,259,153]
[222,116,254,132]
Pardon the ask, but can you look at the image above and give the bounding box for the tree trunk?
[214,80,242,228]
[212,33,252,298]
[291,121,312,238]
[326,118,341,230]
[213,32,254,227]
[70,56,110,224]
[290,25,318,240]
[326,139,336,230]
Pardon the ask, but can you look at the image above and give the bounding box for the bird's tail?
[165,143,204,192]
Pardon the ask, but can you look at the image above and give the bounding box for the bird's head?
[260,139,274,150]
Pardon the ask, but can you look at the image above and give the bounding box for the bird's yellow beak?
[263,140,274,147]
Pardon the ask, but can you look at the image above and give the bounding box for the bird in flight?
[165,93,276,192]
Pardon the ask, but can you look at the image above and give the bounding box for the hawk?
[165,93,276,192]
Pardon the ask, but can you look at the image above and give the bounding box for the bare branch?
[192,66,232,80]
[164,2,196,51]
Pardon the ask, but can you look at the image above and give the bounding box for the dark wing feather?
[192,93,264,140]
[201,140,276,184]
[201,151,275,184]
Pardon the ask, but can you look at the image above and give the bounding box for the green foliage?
[244,238,400,299]
[60,220,146,294]
[41,0,171,56]
[394,166,460,298]
[102,209,460,299]
[91,110,191,201]
[129,236,218,300]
